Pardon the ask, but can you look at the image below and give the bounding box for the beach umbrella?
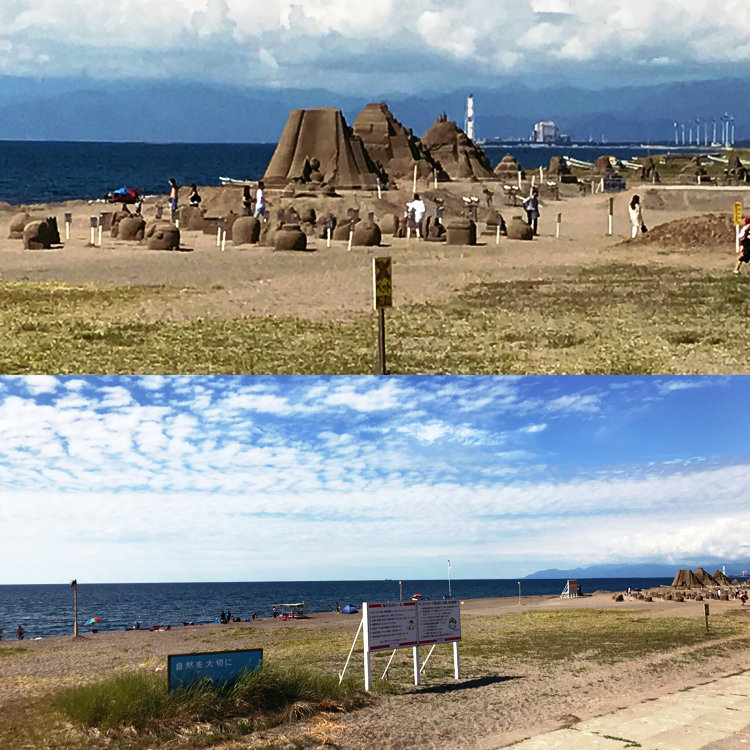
[410,594,423,600]
[84,618,101,626]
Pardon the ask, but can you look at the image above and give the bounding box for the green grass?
[1,264,750,373]
[459,610,747,664]
[53,662,368,742]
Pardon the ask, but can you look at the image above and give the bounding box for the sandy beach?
[1,182,747,325]
[2,590,749,748]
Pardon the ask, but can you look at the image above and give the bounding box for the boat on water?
[219,176,254,186]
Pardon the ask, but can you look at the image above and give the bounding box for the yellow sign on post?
[373,257,393,310]
[734,202,743,226]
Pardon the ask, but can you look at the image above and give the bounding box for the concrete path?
[510,672,750,749]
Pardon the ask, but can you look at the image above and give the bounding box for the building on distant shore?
[533,121,570,145]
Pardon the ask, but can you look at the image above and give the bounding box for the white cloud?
[1,1,748,89]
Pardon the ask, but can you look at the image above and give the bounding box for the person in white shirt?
[254,180,269,220]
[406,193,426,238]
[735,217,750,274]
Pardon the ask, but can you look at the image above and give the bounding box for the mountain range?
[525,561,750,579]
[0,76,746,144]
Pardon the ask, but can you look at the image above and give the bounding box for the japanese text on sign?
[168,649,263,691]
[373,257,393,309]
[734,202,743,227]
[364,600,461,653]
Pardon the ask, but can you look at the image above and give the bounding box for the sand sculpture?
[693,568,718,586]
[548,156,576,183]
[421,115,493,181]
[352,218,382,247]
[445,218,477,246]
[146,221,180,251]
[263,108,381,190]
[8,212,32,239]
[114,216,146,241]
[23,217,60,249]
[494,154,524,183]
[714,570,733,587]
[671,569,702,588]
[232,217,261,246]
[353,102,447,184]
[507,216,534,240]
[482,209,506,237]
[273,224,308,251]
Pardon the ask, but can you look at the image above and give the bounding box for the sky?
[1,375,748,585]
[1,1,750,93]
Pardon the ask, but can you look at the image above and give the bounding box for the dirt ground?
[2,592,749,749]
[2,183,748,325]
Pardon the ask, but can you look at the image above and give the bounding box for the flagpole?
[448,560,452,597]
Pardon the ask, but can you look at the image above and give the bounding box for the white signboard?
[417,599,461,645]
[363,601,419,652]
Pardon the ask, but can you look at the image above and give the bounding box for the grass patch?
[2,263,750,373]
[459,610,747,664]
[52,661,367,745]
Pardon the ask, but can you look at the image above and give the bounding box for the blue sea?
[0,141,667,206]
[0,578,672,640]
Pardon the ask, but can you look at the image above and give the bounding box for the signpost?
[373,257,392,376]
[360,599,461,690]
[168,649,263,692]
[70,579,78,637]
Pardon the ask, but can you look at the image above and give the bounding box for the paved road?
[511,672,750,749]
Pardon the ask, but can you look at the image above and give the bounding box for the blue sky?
[0,376,747,584]
[1,1,749,92]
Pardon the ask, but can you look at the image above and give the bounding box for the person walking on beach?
[523,188,540,236]
[168,179,179,222]
[254,181,269,221]
[16,625,24,640]
[188,184,201,208]
[735,217,750,274]
[628,194,645,239]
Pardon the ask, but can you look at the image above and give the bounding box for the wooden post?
[70,580,78,637]
[556,212,562,239]
[705,602,710,633]
[377,307,386,375]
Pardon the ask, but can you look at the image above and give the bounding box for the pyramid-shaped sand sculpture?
[671,569,701,588]
[694,568,718,587]
[421,115,494,181]
[353,102,448,183]
[713,571,733,586]
[263,108,380,190]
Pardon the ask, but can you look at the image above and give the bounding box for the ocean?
[0,578,672,640]
[0,141,666,206]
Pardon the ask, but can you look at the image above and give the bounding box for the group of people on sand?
[165,180,269,223]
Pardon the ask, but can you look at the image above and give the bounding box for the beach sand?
[2,591,749,748]
[0,183,746,326]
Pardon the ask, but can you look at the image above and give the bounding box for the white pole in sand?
[377,179,382,200]
[433,170,438,190]
[531,175,536,189]
[518,171,522,190]
[216,226,222,247]
[413,646,421,686]
[496,224,501,245]
[221,229,227,252]
[556,212,562,239]
[64,213,71,241]
[327,227,332,249]
[608,197,614,236]
[347,229,353,252]
[89,217,97,246]
[413,165,418,195]
[453,641,461,679]
[539,166,544,183]
[97,222,102,248]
